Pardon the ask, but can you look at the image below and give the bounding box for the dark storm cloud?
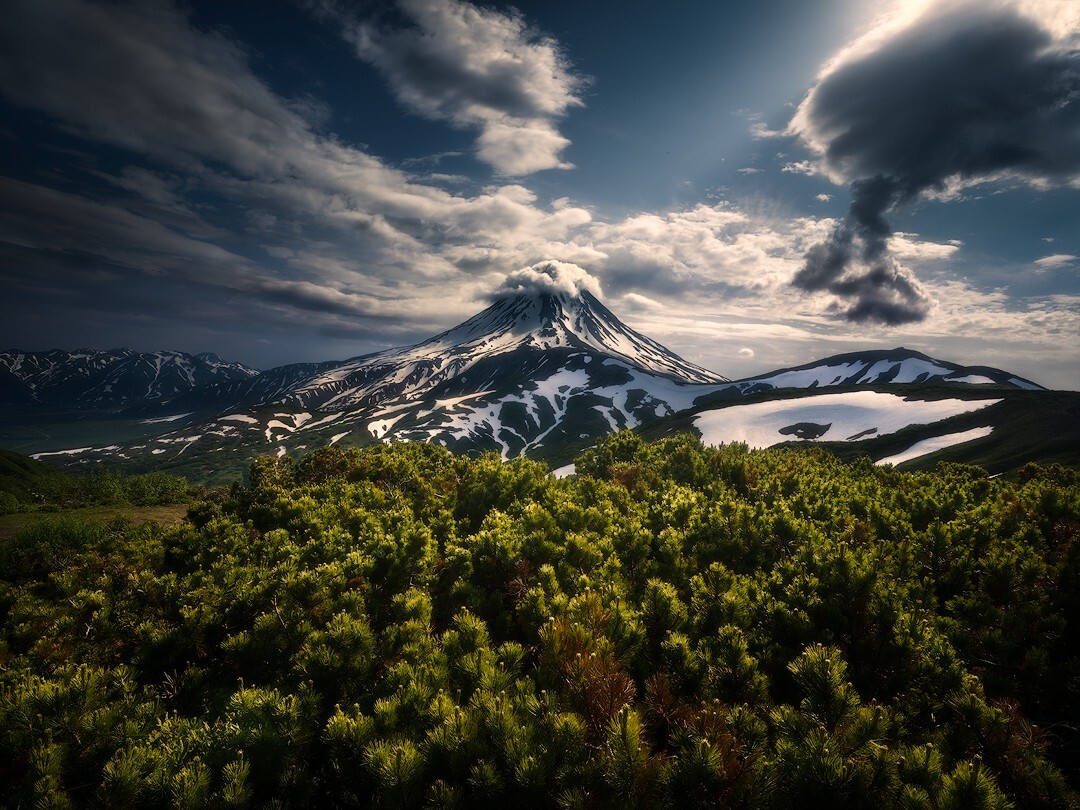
[793,176,931,324]
[791,5,1080,324]
[0,0,310,176]
[0,178,382,321]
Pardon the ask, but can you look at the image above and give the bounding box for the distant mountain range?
[3,283,1071,481]
[0,349,257,407]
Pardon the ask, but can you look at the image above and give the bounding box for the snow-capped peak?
[420,289,727,383]
[264,287,726,412]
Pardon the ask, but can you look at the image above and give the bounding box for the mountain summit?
[163,269,727,416]
[282,287,726,408]
[435,289,728,384]
[273,286,725,411]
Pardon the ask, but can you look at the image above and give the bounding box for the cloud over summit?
[491,260,602,300]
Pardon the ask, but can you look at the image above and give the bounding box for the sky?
[0,0,1077,388]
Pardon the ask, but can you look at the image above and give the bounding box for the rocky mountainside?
[150,288,727,417]
[0,349,258,407]
[728,347,1044,393]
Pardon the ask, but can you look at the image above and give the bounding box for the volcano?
[155,286,727,416]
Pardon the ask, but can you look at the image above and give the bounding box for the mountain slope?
[638,386,1079,474]
[149,289,727,418]
[0,349,259,407]
[727,347,1044,393]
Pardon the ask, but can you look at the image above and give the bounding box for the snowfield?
[876,427,995,466]
[693,392,1000,450]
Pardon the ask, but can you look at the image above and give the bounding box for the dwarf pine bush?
[1,436,1078,806]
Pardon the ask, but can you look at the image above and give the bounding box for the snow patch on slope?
[876,427,995,466]
[220,413,258,424]
[694,392,1000,450]
[1008,377,1043,391]
[137,412,193,424]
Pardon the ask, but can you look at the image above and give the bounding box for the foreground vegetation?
[1,435,1078,807]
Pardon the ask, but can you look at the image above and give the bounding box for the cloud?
[782,161,815,175]
[815,194,832,202]
[348,0,584,175]
[739,110,783,139]
[475,119,573,176]
[788,1,1080,324]
[737,347,755,358]
[736,167,762,175]
[1035,253,1078,269]
[0,0,607,335]
[0,0,316,176]
[793,210,933,325]
[889,233,962,263]
[491,260,602,300]
[584,203,804,299]
[619,292,665,312]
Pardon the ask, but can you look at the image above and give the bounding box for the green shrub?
[0,437,1076,805]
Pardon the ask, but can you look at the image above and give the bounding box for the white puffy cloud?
[491,260,602,299]
[350,0,584,175]
[889,233,962,263]
[584,204,828,299]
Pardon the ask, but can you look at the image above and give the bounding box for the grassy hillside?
[0,505,189,544]
[1,436,1077,806]
[0,447,193,514]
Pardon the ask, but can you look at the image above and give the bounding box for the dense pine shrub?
[1,436,1078,807]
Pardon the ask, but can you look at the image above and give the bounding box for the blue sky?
[0,0,1077,388]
